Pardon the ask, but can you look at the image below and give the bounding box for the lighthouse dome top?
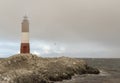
[23,15,28,20]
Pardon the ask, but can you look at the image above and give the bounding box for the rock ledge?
[0,54,99,83]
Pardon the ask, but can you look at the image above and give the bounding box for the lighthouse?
[20,16,30,53]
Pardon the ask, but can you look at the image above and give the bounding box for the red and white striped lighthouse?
[20,16,30,53]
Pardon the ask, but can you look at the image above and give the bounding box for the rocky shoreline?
[0,54,100,83]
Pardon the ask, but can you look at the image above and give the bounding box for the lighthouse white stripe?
[21,32,29,43]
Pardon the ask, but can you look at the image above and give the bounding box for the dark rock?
[13,73,51,83]
[86,66,100,74]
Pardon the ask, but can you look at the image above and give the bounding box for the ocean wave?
[99,70,110,76]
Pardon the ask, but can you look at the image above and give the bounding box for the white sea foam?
[99,70,110,76]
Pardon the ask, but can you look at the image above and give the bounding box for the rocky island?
[0,54,99,83]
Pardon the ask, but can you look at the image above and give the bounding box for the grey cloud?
[0,0,120,57]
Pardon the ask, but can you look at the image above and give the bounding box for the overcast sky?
[0,0,120,58]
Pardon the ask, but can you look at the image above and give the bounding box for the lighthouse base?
[20,43,30,53]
